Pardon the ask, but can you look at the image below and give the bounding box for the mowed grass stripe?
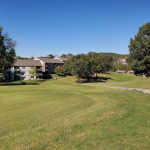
[0,75,150,150]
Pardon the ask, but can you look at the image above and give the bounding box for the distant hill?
[16,55,35,60]
[98,53,128,59]
[16,53,128,60]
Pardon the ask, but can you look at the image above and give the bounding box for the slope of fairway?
[97,73,150,89]
[0,76,150,150]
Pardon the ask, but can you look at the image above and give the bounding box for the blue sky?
[0,0,149,57]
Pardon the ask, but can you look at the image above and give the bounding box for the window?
[15,67,19,69]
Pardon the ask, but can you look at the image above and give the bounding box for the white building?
[116,58,127,65]
[11,60,42,80]
[11,57,64,80]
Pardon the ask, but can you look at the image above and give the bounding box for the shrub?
[54,66,64,75]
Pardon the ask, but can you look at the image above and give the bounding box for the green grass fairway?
[98,73,150,89]
[0,75,150,150]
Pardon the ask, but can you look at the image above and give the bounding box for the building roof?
[59,57,68,62]
[54,56,68,62]
[38,57,64,64]
[14,60,42,67]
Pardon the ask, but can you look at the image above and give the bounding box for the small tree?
[63,58,74,75]
[29,67,36,79]
[73,59,94,81]
[113,62,129,72]
[129,23,150,76]
[95,55,113,74]
[54,66,64,76]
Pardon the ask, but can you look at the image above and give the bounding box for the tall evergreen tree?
[129,23,150,76]
[0,26,16,81]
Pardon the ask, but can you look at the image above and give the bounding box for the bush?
[54,66,64,75]
[113,62,129,72]
[56,73,66,76]
[43,73,52,79]
[21,81,26,85]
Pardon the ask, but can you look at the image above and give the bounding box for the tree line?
[0,23,150,82]
[61,52,113,82]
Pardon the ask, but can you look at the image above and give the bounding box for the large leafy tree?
[0,26,16,81]
[129,23,150,76]
[63,52,113,81]
[73,59,94,81]
[95,55,113,73]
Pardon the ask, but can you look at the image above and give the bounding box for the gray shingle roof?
[59,57,68,62]
[14,60,42,67]
[38,57,64,64]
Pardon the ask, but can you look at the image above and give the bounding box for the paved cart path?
[103,85,150,94]
[85,83,150,95]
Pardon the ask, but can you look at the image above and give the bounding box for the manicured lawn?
[98,73,150,89]
[0,75,150,150]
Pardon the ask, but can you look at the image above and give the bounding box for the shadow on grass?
[0,80,48,86]
[76,76,112,83]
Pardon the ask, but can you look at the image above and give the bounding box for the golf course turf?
[0,74,150,150]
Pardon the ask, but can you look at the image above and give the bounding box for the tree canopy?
[63,52,113,81]
[0,26,16,81]
[61,53,73,58]
[47,54,54,58]
[129,23,150,76]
